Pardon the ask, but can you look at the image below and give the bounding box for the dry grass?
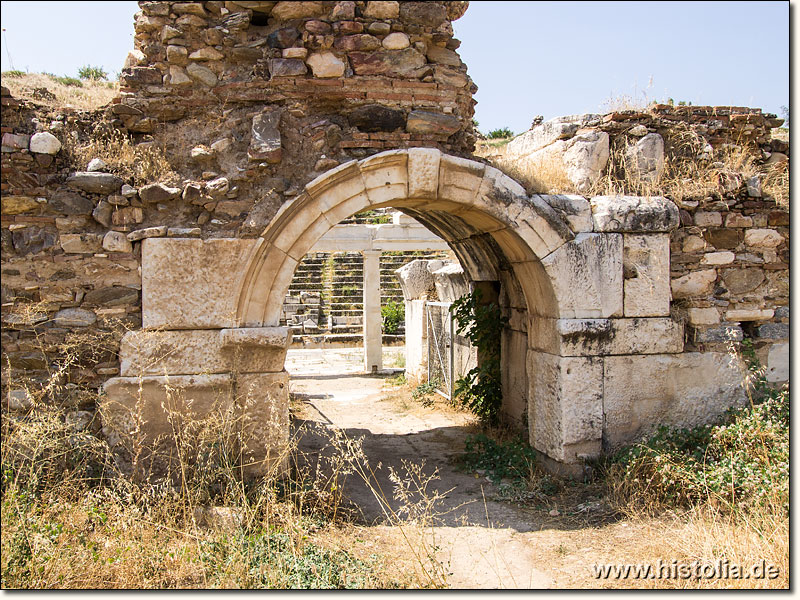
[1,72,118,111]
[62,121,177,186]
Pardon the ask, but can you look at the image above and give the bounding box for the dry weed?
[1,72,118,110]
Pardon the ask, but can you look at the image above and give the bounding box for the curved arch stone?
[237,149,574,326]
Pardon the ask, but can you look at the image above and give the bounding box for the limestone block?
[139,182,181,204]
[60,233,103,254]
[687,307,720,325]
[724,308,773,322]
[562,131,609,193]
[624,133,664,183]
[272,1,325,19]
[141,238,259,329]
[306,52,345,78]
[382,32,410,50]
[189,47,224,61]
[119,327,290,376]
[694,211,722,227]
[53,308,97,327]
[360,149,408,205]
[528,351,603,462]
[364,1,400,19]
[236,372,290,476]
[701,251,735,265]
[432,263,468,303]
[437,153,484,206]
[692,323,743,343]
[670,269,717,299]
[623,233,670,317]
[539,194,592,233]
[542,233,623,319]
[505,114,597,156]
[528,317,682,356]
[603,353,746,451]
[66,172,124,194]
[395,259,437,300]
[501,329,529,428]
[744,228,784,248]
[2,195,39,215]
[127,226,167,241]
[349,48,427,78]
[590,196,680,232]
[720,268,764,295]
[756,322,789,340]
[29,132,62,155]
[186,62,218,87]
[407,147,440,199]
[766,342,788,383]
[101,374,234,467]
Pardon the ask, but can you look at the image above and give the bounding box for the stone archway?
[105,149,721,477]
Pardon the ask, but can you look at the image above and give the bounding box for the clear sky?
[0,1,790,135]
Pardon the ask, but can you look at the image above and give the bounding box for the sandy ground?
[284,348,639,589]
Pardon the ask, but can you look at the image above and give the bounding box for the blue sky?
[0,1,790,135]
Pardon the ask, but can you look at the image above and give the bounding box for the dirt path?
[288,366,559,588]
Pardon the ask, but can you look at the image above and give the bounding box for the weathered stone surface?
[542,233,623,319]
[186,62,218,86]
[166,44,189,64]
[53,308,97,327]
[349,48,427,78]
[695,211,722,227]
[529,317,682,356]
[10,227,57,255]
[103,230,133,253]
[60,233,103,254]
[625,133,664,183]
[687,307,720,325]
[406,110,461,136]
[141,238,259,329]
[267,27,300,49]
[112,206,144,226]
[334,34,381,52]
[561,131,609,193]
[704,228,741,249]
[720,268,764,295]
[29,132,62,155]
[119,327,290,376]
[49,190,95,215]
[306,52,345,78]
[693,323,743,343]
[603,353,746,450]
[364,1,399,19]
[92,200,113,227]
[6,389,33,412]
[744,228,784,248]
[236,371,290,476]
[268,58,307,77]
[623,233,670,316]
[395,259,440,300]
[189,47,224,61]
[590,196,680,232]
[87,158,107,172]
[382,32,410,50]
[539,195,592,233]
[331,1,355,19]
[724,308,773,321]
[271,1,324,20]
[348,104,405,132]
[671,269,717,299]
[139,182,181,204]
[2,132,30,150]
[399,1,447,26]
[426,45,462,67]
[528,351,603,462]
[756,322,789,339]
[66,172,124,194]
[2,195,39,215]
[766,342,788,382]
[83,286,139,307]
[127,226,167,241]
[701,251,735,265]
[249,111,283,162]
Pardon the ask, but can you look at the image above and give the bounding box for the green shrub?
[411,379,440,406]
[450,288,508,423]
[487,127,513,139]
[462,434,536,485]
[46,73,83,87]
[381,300,404,334]
[77,65,108,80]
[1,70,26,78]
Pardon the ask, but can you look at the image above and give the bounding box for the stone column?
[362,249,383,372]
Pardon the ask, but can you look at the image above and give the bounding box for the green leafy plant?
[1,70,26,78]
[381,300,404,335]
[487,127,513,139]
[411,379,440,407]
[462,434,536,485]
[44,73,82,87]
[450,288,508,423]
[77,65,108,80]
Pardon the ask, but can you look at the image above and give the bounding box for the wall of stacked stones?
[493,106,789,384]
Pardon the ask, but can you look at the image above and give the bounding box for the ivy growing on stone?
[450,288,508,423]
